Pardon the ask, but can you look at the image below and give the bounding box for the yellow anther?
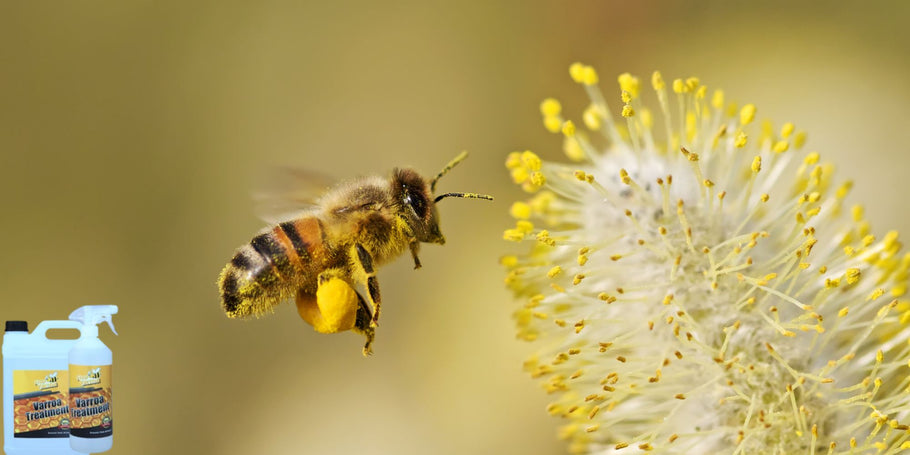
[740,104,757,125]
[573,274,585,285]
[704,179,714,188]
[510,201,532,219]
[621,90,632,104]
[852,205,864,222]
[619,169,632,184]
[838,307,849,317]
[536,229,555,246]
[772,140,790,153]
[569,62,586,83]
[862,234,875,247]
[651,71,665,91]
[794,131,808,148]
[543,115,562,133]
[868,288,885,300]
[515,220,534,234]
[583,105,602,130]
[685,77,700,91]
[562,120,576,137]
[621,104,635,117]
[581,66,599,85]
[505,152,522,169]
[563,137,584,162]
[529,171,546,188]
[845,268,861,285]
[640,108,653,129]
[521,151,541,170]
[617,73,640,98]
[499,255,518,267]
[734,131,747,148]
[804,152,820,165]
[540,98,561,116]
[547,266,562,278]
[672,78,685,93]
[695,85,707,100]
[574,170,587,181]
[503,229,525,242]
[751,156,762,173]
[781,122,795,138]
[510,167,529,184]
[711,89,724,110]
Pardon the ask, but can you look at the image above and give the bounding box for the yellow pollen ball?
[751,156,762,173]
[562,120,576,137]
[547,266,562,278]
[622,104,635,117]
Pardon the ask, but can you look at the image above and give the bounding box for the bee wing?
[253,166,337,224]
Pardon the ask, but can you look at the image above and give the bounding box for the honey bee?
[218,152,492,355]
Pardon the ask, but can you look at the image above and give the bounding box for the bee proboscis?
[217,152,492,355]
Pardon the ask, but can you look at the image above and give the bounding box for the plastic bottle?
[3,319,83,455]
[67,306,117,454]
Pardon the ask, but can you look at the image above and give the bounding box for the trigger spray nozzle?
[69,305,119,336]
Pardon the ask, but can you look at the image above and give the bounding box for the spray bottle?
[67,306,117,454]
[3,319,83,455]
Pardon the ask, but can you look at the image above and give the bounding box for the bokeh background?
[2,1,909,454]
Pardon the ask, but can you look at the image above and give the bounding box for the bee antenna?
[430,151,470,193]
[434,192,494,203]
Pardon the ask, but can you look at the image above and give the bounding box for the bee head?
[393,152,494,246]
[392,168,445,244]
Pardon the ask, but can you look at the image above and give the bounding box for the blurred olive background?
[1,1,909,454]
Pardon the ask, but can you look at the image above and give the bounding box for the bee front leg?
[354,243,382,328]
[409,239,422,269]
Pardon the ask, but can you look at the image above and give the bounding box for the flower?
[503,64,910,454]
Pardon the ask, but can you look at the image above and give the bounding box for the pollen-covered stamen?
[505,66,910,454]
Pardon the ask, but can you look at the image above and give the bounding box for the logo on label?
[34,371,60,391]
[76,367,102,386]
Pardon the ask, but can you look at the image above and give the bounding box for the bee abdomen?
[219,231,294,318]
[219,218,325,319]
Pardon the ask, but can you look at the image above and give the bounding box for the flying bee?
[218,152,493,355]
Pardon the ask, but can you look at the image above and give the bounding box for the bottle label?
[12,369,72,438]
[68,364,113,438]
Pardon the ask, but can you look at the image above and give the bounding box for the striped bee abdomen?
[219,217,326,319]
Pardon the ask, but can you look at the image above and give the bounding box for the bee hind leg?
[351,292,375,356]
[354,244,382,328]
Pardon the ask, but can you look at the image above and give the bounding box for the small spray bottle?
[67,305,117,453]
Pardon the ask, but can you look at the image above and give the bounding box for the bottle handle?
[32,320,83,339]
